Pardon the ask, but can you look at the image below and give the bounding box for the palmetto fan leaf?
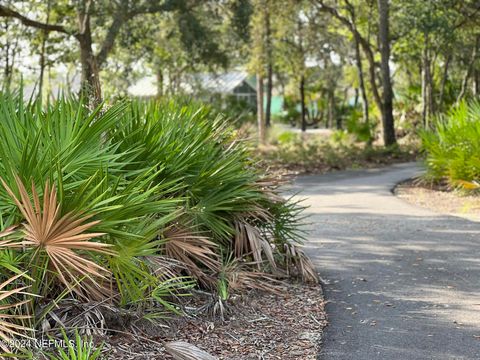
[163,341,217,360]
[163,225,220,287]
[0,273,34,354]
[233,216,276,269]
[0,175,115,297]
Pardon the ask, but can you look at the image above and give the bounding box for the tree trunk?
[256,73,266,144]
[473,69,480,96]
[421,35,430,127]
[300,75,307,132]
[2,19,18,86]
[265,6,273,128]
[457,35,479,103]
[3,20,10,83]
[346,1,369,126]
[38,34,47,97]
[77,4,102,105]
[336,91,342,130]
[319,0,380,126]
[327,89,335,129]
[38,0,51,98]
[7,35,18,86]
[377,0,396,146]
[78,35,102,105]
[421,34,435,127]
[156,69,163,97]
[427,61,435,117]
[266,62,273,127]
[438,53,451,112]
[421,62,427,125]
[354,33,369,125]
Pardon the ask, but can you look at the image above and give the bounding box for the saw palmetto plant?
[421,100,480,187]
[110,100,316,280]
[0,92,314,353]
[0,176,114,299]
[44,329,103,360]
[0,273,34,355]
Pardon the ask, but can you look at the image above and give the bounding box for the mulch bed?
[395,179,480,221]
[100,282,326,359]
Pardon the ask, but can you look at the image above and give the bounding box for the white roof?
[196,71,253,93]
[127,71,254,97]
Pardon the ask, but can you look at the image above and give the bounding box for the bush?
[261,130,417,174]
[421,101,480,186]
[205,94,256,126]
[345,109,373,143]
[0,92,315,355]
[45,330,103,360]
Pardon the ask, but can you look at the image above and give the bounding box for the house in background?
[127,70,283,115]
[194,71,257,108]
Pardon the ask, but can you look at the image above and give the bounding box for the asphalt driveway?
[290,163,480,360]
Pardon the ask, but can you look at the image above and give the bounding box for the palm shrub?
[44,330,103,360]
[109,100,316,285]
[0,93,184,300]
[0,92,314,354]
[421,101,480,186]
[0,93,188,352]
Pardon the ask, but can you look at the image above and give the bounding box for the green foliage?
[276,131,298,145]
[344,107,373,143]
[263,129,417,172]
[230,0,254,43]
[45,330,103,360]
[276,98,301,126]
[0,91,313,350]
[0,92,183,307]
[205,94,256,126]
[421,101,480,186]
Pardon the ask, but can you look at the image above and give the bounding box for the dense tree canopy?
[1,0,480,144]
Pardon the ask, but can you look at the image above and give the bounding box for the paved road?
[290,163,480,360]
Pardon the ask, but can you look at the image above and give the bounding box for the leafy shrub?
[421,101,480,186]
[0,92,314,354]
[45,330,103,360]
[205,94,256,126]
[276,96,301,126]
[109,101,314,283]
[276,131,298,145]
[345,110,373,143]
[261,130,417,174]
[330,130,354,147]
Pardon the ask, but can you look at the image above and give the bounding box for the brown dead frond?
[0,273,34,354]
[163,225,220,287]
[233,217,276,269]
[146,255,187,283]
[164,340,217,360]
[39,299,118,337]
[223,260,285,294]
[284,243,318,283]
[0,175,115,298]
[255,177,287,203]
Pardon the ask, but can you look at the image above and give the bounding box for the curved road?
[290,163,480,360]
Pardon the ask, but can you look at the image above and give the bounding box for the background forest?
[2,0,480,144]
[0,0,480,359]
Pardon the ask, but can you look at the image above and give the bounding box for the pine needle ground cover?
[395,179,480,222]
[258,129,418,178]
[0,93,319,358]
